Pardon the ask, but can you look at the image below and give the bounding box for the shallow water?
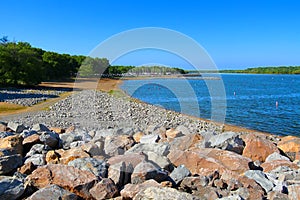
[120,74,300,136]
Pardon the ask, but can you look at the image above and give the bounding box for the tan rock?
[261,160,299,172]
[166,128,183,139]
[50,127,65,134]
[90,178,119,200]
[18,162,36,175]
[170,134,202,151]
[288,184,300,200]
[23,134,40,146]
[81,142,103,157]
[104,135,135,156]
[27,164,98,199]
[0,135,23,155]
[46,148,90,165]
[168,148,251,176]
[278,136,300,161]
[107,153,146,168]
[65,125,75,133]
[133,132,144,143]
[241,133,279,162]
[120,179,160,199]
[0,123,7,132]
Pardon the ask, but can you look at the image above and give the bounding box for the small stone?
[120,180,160,199]
[166,128,183,139]
[50,127,65,134]
[0,176,24,199]
[133,132,144,143]
[90,178,119,200]
[68,157,107,177]
[176,125,192,135]
[170,165,191,184]
[180,176,209,191]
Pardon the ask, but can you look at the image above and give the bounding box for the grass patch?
[0,102,27,113]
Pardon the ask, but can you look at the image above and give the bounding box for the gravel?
[2,90,222,134]
[0,88,70,106]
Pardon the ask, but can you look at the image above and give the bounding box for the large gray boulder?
[0,154,23,175]
[244,170,274,192]
[31,124,50,133]
[170,165,191,184]
[68,157,107,177]
[27,184,79,200]
[125,143,170,157]
[7,122,26,133]
[0,176,24,199]
[24,154,45,166]
[39,131,59,148]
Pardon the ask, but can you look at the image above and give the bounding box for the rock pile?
[0,120,299,200]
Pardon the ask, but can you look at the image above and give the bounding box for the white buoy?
[234,91,236,96]
[276,101,278,108]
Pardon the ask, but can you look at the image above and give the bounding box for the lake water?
[120,74,300,136]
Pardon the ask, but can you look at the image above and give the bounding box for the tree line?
[0,37,186,86]
[220,66,300,74]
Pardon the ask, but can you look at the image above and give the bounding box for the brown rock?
[268,191,289,200]
[0,135,23,155]
[170,134,202,151]
[45,150,60,164]
[120,179,160,199]
[65,126,75,133]
[50,127,65,134]
[23,134,40,146]
[90,178,119,200]
[241,133,279,162]
[288,184,300,200]
[104,135,135,156]
[0,123,7,131]
[168,148,251,176]
[166,128,183,140]
[261,160,299,172]
[133,132,144,143]
[81,142,103,157]
[107,153,146,168]
[278,136,300,161]
[46,148,90,165]
[27,164,98,199]
[18,162,36,175]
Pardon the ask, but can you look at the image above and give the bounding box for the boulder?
[0,135,23,155]
[18,161,36,175]
[27,164,98,199]
[140,134,160,144]
[261,160,299,172]
[244,170,274,192]
[203,132,244,154]
[90,178,119,200]
[7,122,26,133]
[265,152,290,162]
[59,133,80,149]
[0,176,24,199]
[104,135,134,156]
[166,128,183,139]
[133,132,144,143]
[120,179,160,199]
[31,124,50,133]
[26,144,50,158]
[50,127,65,134]
[267,191,289,200]
[108,161,133,187]
[22,134,40,146]
[81,142,103,157]
[0,132,14,138]
[126,143,170,156]
[0,123,7,132]
[46,147,90,165]
[241,133,279,162]
[39,131,59,148]
[131,161,168,184]
[27,184,79,200]
[176,125,192,135]
[278,136,300,161]
[180,175,209,191]
[168,148,251,176]
[0,154,23,175]
[170,165,191,184]
[288,184,300,200]
[146,151,172,170]
[107,153,146,168]
[68,157,107,177]
[170,134,202,151]
[133,186,199,200]
[24,154,45,166]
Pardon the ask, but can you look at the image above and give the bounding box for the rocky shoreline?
[0,89,300,199]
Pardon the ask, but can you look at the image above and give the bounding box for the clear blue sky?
[1,0,300,69]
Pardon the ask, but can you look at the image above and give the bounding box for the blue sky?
[1,0,300,69]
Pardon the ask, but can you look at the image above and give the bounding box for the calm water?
[120,74,300,136]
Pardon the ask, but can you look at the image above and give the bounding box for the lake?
[120,74,300,136]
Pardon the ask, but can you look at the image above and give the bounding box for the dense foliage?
[220,66,300,74]
[126,66,187,75]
